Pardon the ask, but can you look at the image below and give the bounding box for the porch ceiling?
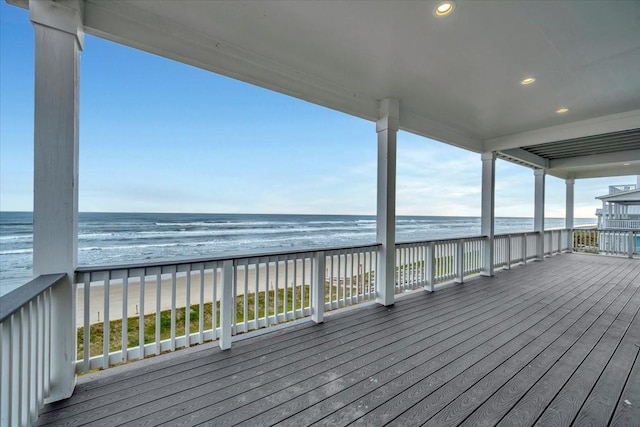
[9,0,640,179]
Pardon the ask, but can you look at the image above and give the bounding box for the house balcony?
[20,250,640,426]
[3,230,640,426]
[3,0,640,426]
[601,219,640,230]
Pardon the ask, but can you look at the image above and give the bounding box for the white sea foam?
[0,212,596,296]
[0,248,33,255]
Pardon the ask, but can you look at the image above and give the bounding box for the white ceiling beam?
[549,150,640,169]
[484,110,640,152]
[498,148,549,169]
[548,164,640,180]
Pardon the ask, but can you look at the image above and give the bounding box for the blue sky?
[0,2,632,219]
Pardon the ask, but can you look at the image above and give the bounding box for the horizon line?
[0,211,596,220]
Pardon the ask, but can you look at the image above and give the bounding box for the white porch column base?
[565,178,575,252]
[30,0,83,403]
[376,98,399,306]
[481,152,496,276]
[311,252,326,323]
[534,168,546,260]
[219,260,233,350]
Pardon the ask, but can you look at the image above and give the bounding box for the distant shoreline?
[1,212,597,297]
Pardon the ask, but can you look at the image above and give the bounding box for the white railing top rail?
[396,234,489,247]
[75,243,381,276]
[0,273,65,322]
[601,219,640,230]
[396,230,569,248]
[495,230,543,238]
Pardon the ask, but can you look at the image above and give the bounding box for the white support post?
[506,235,512,270]
[219,260,233,350]
[376,98,399,306]
[481,152,496,276]
[455,240,465,283]
[565,178,574,252]
[311,252,326,323]
[556,231,561,253]
[534,168,546,260]
[425,242,435,292]
[29,0,83,403]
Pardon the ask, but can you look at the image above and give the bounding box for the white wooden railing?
[395,236,486,292]
[573,229,639,258]
[602,219,640,230]
[544,228,571,256]
[494,232,540,269]
[0,274,66,427]
[76,232,570,374]
[2,229,586,425]
[74,244,379,373]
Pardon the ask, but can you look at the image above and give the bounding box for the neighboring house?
[594,176,640,253]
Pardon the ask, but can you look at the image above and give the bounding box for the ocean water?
[0,212,596,296]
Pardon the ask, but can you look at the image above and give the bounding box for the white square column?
[481,152,496,276]
[376,98,399,306]
[565,178,575,251]
[30,0,84,402]
[534,168,546,260]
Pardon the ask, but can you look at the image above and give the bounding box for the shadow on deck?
[38,253,640,426]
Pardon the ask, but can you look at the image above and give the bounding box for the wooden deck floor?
[37,253,640,427]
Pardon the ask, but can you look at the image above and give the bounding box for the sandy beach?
[76,253,375,327]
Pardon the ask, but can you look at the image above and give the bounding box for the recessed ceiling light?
[556,108,569,114]
[434,1,455,17]
[623,162,631,166]
[521,77,536,85]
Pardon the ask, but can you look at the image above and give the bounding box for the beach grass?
[573,230,599,253]
[77,284,317,361]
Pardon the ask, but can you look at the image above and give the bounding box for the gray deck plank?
[350,258,622,427]
[533,275,640,427]
[291,257,610,427]
[459,264,640,427]
[482,274,640,427]
[34,254,640,427]
[609,345,640,427]
[571,302,640,427]
[224,255,591,427]
[383,259,634,427]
